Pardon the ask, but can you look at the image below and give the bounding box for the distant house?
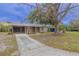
[10,23,48,34]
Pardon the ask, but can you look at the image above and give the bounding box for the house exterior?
[10,23,48,34]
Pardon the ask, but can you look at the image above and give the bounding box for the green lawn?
[0,32,19,56]
[30,32,79,52]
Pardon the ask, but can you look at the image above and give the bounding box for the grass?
[0,32,19,56]
[30,32,79,52]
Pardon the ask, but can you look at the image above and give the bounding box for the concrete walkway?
[15,34,79,56]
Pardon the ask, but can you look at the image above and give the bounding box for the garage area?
[12,26,25,33]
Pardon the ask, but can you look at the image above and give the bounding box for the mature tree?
[69,19,79,31]
[27,3,79,34]
[28,4,51,24]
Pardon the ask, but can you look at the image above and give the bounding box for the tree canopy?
[27,3,79,33]
[69,19,79,31]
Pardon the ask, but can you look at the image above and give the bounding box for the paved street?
[15,34,79,56]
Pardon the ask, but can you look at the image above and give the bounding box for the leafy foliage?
[0,22,11,32]
[69,19,79,31]
[28,3,79,33]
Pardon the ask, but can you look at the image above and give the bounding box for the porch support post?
[30,26,32,34]
[26,26,28,34]
[35,27,37,33]
[20,27,22,33]
[25,26,27,33]
[28,26,31,34]
[27,26,30,34]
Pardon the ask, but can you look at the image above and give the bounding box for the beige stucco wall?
[39,27,48,32]
[43,27,48,32]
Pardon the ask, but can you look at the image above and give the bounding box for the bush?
[0,23,11,32]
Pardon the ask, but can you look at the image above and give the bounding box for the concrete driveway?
[15,34,79,56]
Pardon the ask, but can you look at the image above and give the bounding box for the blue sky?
[0,3,79,25]
[0,3,33,23]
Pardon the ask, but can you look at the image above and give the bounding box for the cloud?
[0,16,22,23]
[0,17,11,22]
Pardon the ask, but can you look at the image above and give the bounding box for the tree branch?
[58,4,79,16]
[59,4,72,21]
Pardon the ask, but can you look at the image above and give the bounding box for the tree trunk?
[54,24,60,34]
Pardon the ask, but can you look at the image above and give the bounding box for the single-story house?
[10,23,48,34]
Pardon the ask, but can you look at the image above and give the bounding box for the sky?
[0,3,33,23]
[0,3,79,25]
